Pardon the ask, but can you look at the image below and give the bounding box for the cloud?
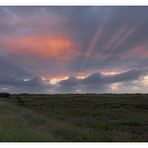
[0,57,49,92]
[0,57,31,79]
[0,35,80,62]
[123,46,148,60]
[103,69,145,84]
[0,6,148,93]
[57,69,146,93]
[0,64,146,93]
[0,75,51,93]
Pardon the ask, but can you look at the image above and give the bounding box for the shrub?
[15,96,25,106]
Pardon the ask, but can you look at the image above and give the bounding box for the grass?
[0,94,148,141]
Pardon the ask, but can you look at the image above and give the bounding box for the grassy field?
[0,94,148,142]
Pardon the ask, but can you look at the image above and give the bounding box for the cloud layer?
[0,6,148,93]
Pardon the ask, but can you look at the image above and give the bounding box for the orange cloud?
[133,47,148,57]
[101,68,129,76]
[1,35,80,62]
[41,75,69,84]
[122,46,148,60]
[41,71,90,84]
[75,72,89,79]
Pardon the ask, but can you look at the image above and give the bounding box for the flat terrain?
[0,94,148,142]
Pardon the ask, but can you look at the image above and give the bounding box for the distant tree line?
[0,92,10,97]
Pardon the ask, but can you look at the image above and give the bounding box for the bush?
[0,93,10,98]
[15,96,25,106]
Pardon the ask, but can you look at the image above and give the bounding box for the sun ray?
[96,17,147,66]
[80,15,110,71]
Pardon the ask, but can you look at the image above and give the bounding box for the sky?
[0,6,148,94]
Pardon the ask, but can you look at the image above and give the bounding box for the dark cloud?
[103,69,145,84]
[0,57,48,92]
[0,57,31,79]
[57,69,146,93]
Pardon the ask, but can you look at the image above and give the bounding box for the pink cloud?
[1,35,80,62]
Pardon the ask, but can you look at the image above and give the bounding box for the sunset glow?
[111,83,119,91]
[142,75,148,86]
[101,70,128,76]
[41,75,69,84]
[1,35,80,62]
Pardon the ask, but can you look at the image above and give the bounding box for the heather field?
[0,94,148,142]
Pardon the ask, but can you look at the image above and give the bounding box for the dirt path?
[0,101,31,123]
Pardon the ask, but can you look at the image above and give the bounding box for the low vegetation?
[0,94,148,142]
